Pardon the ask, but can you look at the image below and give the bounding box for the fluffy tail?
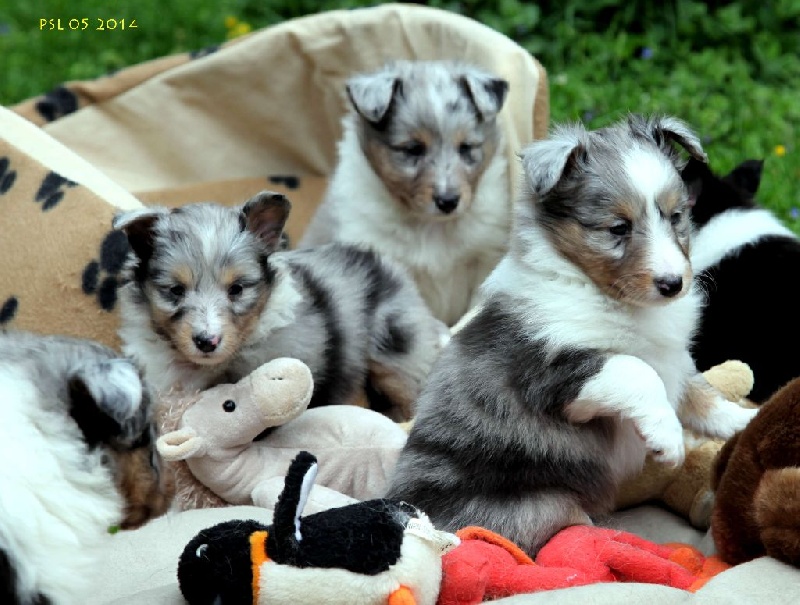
[271,451,318,562]
[754,467,800,566]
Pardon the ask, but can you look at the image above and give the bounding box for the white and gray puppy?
[385,115,759,556]
[114,191,445,421]
[299,60,512,327]
[0,330,166,605]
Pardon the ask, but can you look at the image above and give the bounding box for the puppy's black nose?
[433,194,460,214]
[654,276,683,298]
[192,333,221,353]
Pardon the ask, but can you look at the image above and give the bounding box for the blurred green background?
[2,0,798,230]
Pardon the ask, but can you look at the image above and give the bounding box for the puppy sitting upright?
[299,60,512,327]
[114,191,445,421]
[386,115,759,557]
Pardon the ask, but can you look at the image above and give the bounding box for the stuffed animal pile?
[155,358,408,514]
[178,452,734,605]
[711,375,800,566]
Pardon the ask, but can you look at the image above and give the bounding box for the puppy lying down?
[0,330,170,605]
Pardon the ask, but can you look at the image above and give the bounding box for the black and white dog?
[0,330,168,605]
[685,157,800,402]
[386,115,758,556]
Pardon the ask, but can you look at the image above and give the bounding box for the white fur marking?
[649,214,687,279]
[104,360,143,414]
[623,147,674,204]
[683,395,759,439]
[691,208,796,272]
[567,355,685,466]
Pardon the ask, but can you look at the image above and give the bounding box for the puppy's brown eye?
[670,211,683,225]
[222,400,236,412]
[169,285,186,298]
[227,283,243,298]
[609,221,631,237]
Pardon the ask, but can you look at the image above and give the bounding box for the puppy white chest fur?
[492,256,699,406]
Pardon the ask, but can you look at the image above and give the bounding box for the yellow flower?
[224,15,238,30]
[775,144,786,157]
[226,21,251,39]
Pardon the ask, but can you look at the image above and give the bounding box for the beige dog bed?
[1,4,798,604]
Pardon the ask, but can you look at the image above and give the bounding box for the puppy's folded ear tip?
[111,207,167,231]
[245,190,292,212]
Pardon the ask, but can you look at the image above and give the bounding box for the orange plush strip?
[249,530,270,604]
[456,526,536,566]
[664,542,731,591]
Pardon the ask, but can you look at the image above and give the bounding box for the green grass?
[2,0,799,231]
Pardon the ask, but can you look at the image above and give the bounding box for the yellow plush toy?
[615,360,756,528]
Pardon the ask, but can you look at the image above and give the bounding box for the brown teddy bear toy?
[711,375,800,566]
[615,360,756,528]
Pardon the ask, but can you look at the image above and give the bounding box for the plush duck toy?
[177,451,460,605]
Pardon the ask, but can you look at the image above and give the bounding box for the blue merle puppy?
[0,330,169,605]
[386,115,758,557]
[114,191,447,421]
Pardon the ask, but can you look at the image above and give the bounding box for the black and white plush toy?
[177,451,459,605]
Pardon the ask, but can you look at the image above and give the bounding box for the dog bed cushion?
[3,3,547,351]
[1,3,797,604]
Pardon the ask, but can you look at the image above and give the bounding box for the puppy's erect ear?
[628,114,708,165]
[724,159,764,196]
[112,208,166,264]
[459,71,509,121]
[346,71,401,125]
[680,156,712,207]
[240,191,291,251]
[518,124,588,197]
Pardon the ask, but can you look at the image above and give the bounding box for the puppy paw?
[704,401,759,440]
[636,409,685,467]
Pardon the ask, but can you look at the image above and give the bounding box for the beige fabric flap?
[40,3,547,198]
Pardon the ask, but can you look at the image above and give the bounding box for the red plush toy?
[437,525,729,605]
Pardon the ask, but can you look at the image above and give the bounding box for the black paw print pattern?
[0,296,19,325]
[35,85,79,122]
[268,175,300,190]
[34,171,77,211]
[81,229,130,311]
[0,157,17,195]
[189,45,220,59]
